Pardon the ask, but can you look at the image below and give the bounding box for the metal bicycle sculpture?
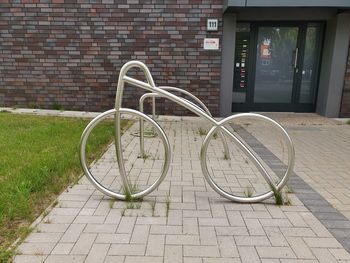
[80,60,295,203]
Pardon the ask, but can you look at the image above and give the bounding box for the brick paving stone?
[235,235,271,246]
[217,235,239,258]
[37,223,70,233]
[73,215,106,224]
[203,259,241,263]
[329,248,350,260]
[238,246,260,262]
[244,218,266,235]
[146,234,165,256]
[51,243,75,255]
[286,237,315,259]
[108,244,146,256]
[104,256,125,263]
[130,225,150,244]
[25,233,62,243]
[45,255,86,263]
[264,226,289,247]
[199,226,218,245]
[14,255,47,263]
[199,218,229,227]
[70,233,96,255]
[166,235,200,245]
[280,260,319,263]
[183,245,220,257]
[85,244,110,263]
[311,248,338,263]
[150,225,182,235]
[84,224,117,233]
[304,237,342,248]
[256,246,297,259]
[60,224,86,243]
[184,258,203,263]
[183,217,199,235]
[95,233,130,244]
[124,256,163,263]
[116,217,136,234]
[167,209,183,226]
[164,245,182,263]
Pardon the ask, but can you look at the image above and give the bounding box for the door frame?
[232,21,325,112]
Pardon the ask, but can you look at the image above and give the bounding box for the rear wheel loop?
[79,108,171,200]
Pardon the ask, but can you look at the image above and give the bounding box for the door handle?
[294,48,299,69]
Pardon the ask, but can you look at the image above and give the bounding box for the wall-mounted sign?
[203,38,219,50]
[207,19,218,31]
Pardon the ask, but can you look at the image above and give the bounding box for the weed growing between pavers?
[165,195,171,217]
[285,185,294,194]
[149,200,156,217]
[109,199,116,209]
[197,127,207,136]
[223,151,230,160]
[270,184,293,206]
[122,183,143,202]
[243,186,254,198]
[0,112,130,259]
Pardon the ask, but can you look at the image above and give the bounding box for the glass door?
[232,22,324,112]
[253,26,299,105]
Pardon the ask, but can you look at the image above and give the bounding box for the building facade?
[0,0,349,117]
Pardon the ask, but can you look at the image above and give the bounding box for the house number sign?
[207,19,218,31]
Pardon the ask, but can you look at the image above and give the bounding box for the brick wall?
[340,42,350,117]
[0,0,223,115]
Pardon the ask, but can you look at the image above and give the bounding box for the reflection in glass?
[254,27,299,103]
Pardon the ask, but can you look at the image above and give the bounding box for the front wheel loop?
[200,113,295,203]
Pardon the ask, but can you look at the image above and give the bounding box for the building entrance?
[232,22,324,112]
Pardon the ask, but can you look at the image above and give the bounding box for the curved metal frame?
[138,87,230,160]
[80,60,295,203]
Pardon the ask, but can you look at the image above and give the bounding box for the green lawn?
[0,112,129,261]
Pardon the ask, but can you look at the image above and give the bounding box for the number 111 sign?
[207,19,218,31]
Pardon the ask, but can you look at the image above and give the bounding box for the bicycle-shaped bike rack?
[80,61,295,203]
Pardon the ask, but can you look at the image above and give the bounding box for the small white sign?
[207,19,218,31]
[204,38,219,50]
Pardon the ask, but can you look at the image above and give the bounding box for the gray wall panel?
[316,13,350,117]
[247,0,350,7]
[220,13,237,116]
[225,0,350,7]
[316,17,337,116]
[235,8,337,21]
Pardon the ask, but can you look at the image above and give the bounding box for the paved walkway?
[12,112,350,263]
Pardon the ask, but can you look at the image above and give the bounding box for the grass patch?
[0,113,130,260]
[347,119,350,125]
